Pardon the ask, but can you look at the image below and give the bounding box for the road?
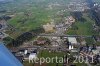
[38,33,92,38]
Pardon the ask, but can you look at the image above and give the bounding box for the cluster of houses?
[0,20,7,30]
[43,16,75,33]
[80,46,100,64]
[47,3,60,10]
[0,20,7,40]
[65,16,75,25]
[68,0,90,12]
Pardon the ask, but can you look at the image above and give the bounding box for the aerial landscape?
[0,0,100,66]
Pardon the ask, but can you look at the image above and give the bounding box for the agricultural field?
[0,0,71,38]
[66,14,98,36]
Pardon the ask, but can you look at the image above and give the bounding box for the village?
[8,14,100,66]
[0,0,100,66]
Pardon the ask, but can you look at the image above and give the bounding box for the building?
[92,50,100,55]
[0,32,7,40]
[29,53,37,63]
[68,37,77,44]
[0,20,7,40]
[0,20,7,31]
[68,0,90,12]
[69,45,74,50]
[68,16,75,23]
[65,16,75,25]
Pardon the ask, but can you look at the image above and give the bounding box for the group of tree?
[6,27,45,47]
[0,15,11,21]
[70,12,86,22]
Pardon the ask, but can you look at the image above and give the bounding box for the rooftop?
[68,37,77,44]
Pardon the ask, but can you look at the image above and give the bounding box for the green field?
[66,14,98,36]
[23,50,88,66]
[23,50,66,66]
[0,0,71,38]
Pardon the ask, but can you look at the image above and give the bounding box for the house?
[68,16,75,23]
[0,20,7,30]
[29,53,37,63]
[69,45,74,50]
[92,50,100,55]
[67,37,77,50]
[0,32,7,39]
[0,24,2,29]
[65,16,75,25]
